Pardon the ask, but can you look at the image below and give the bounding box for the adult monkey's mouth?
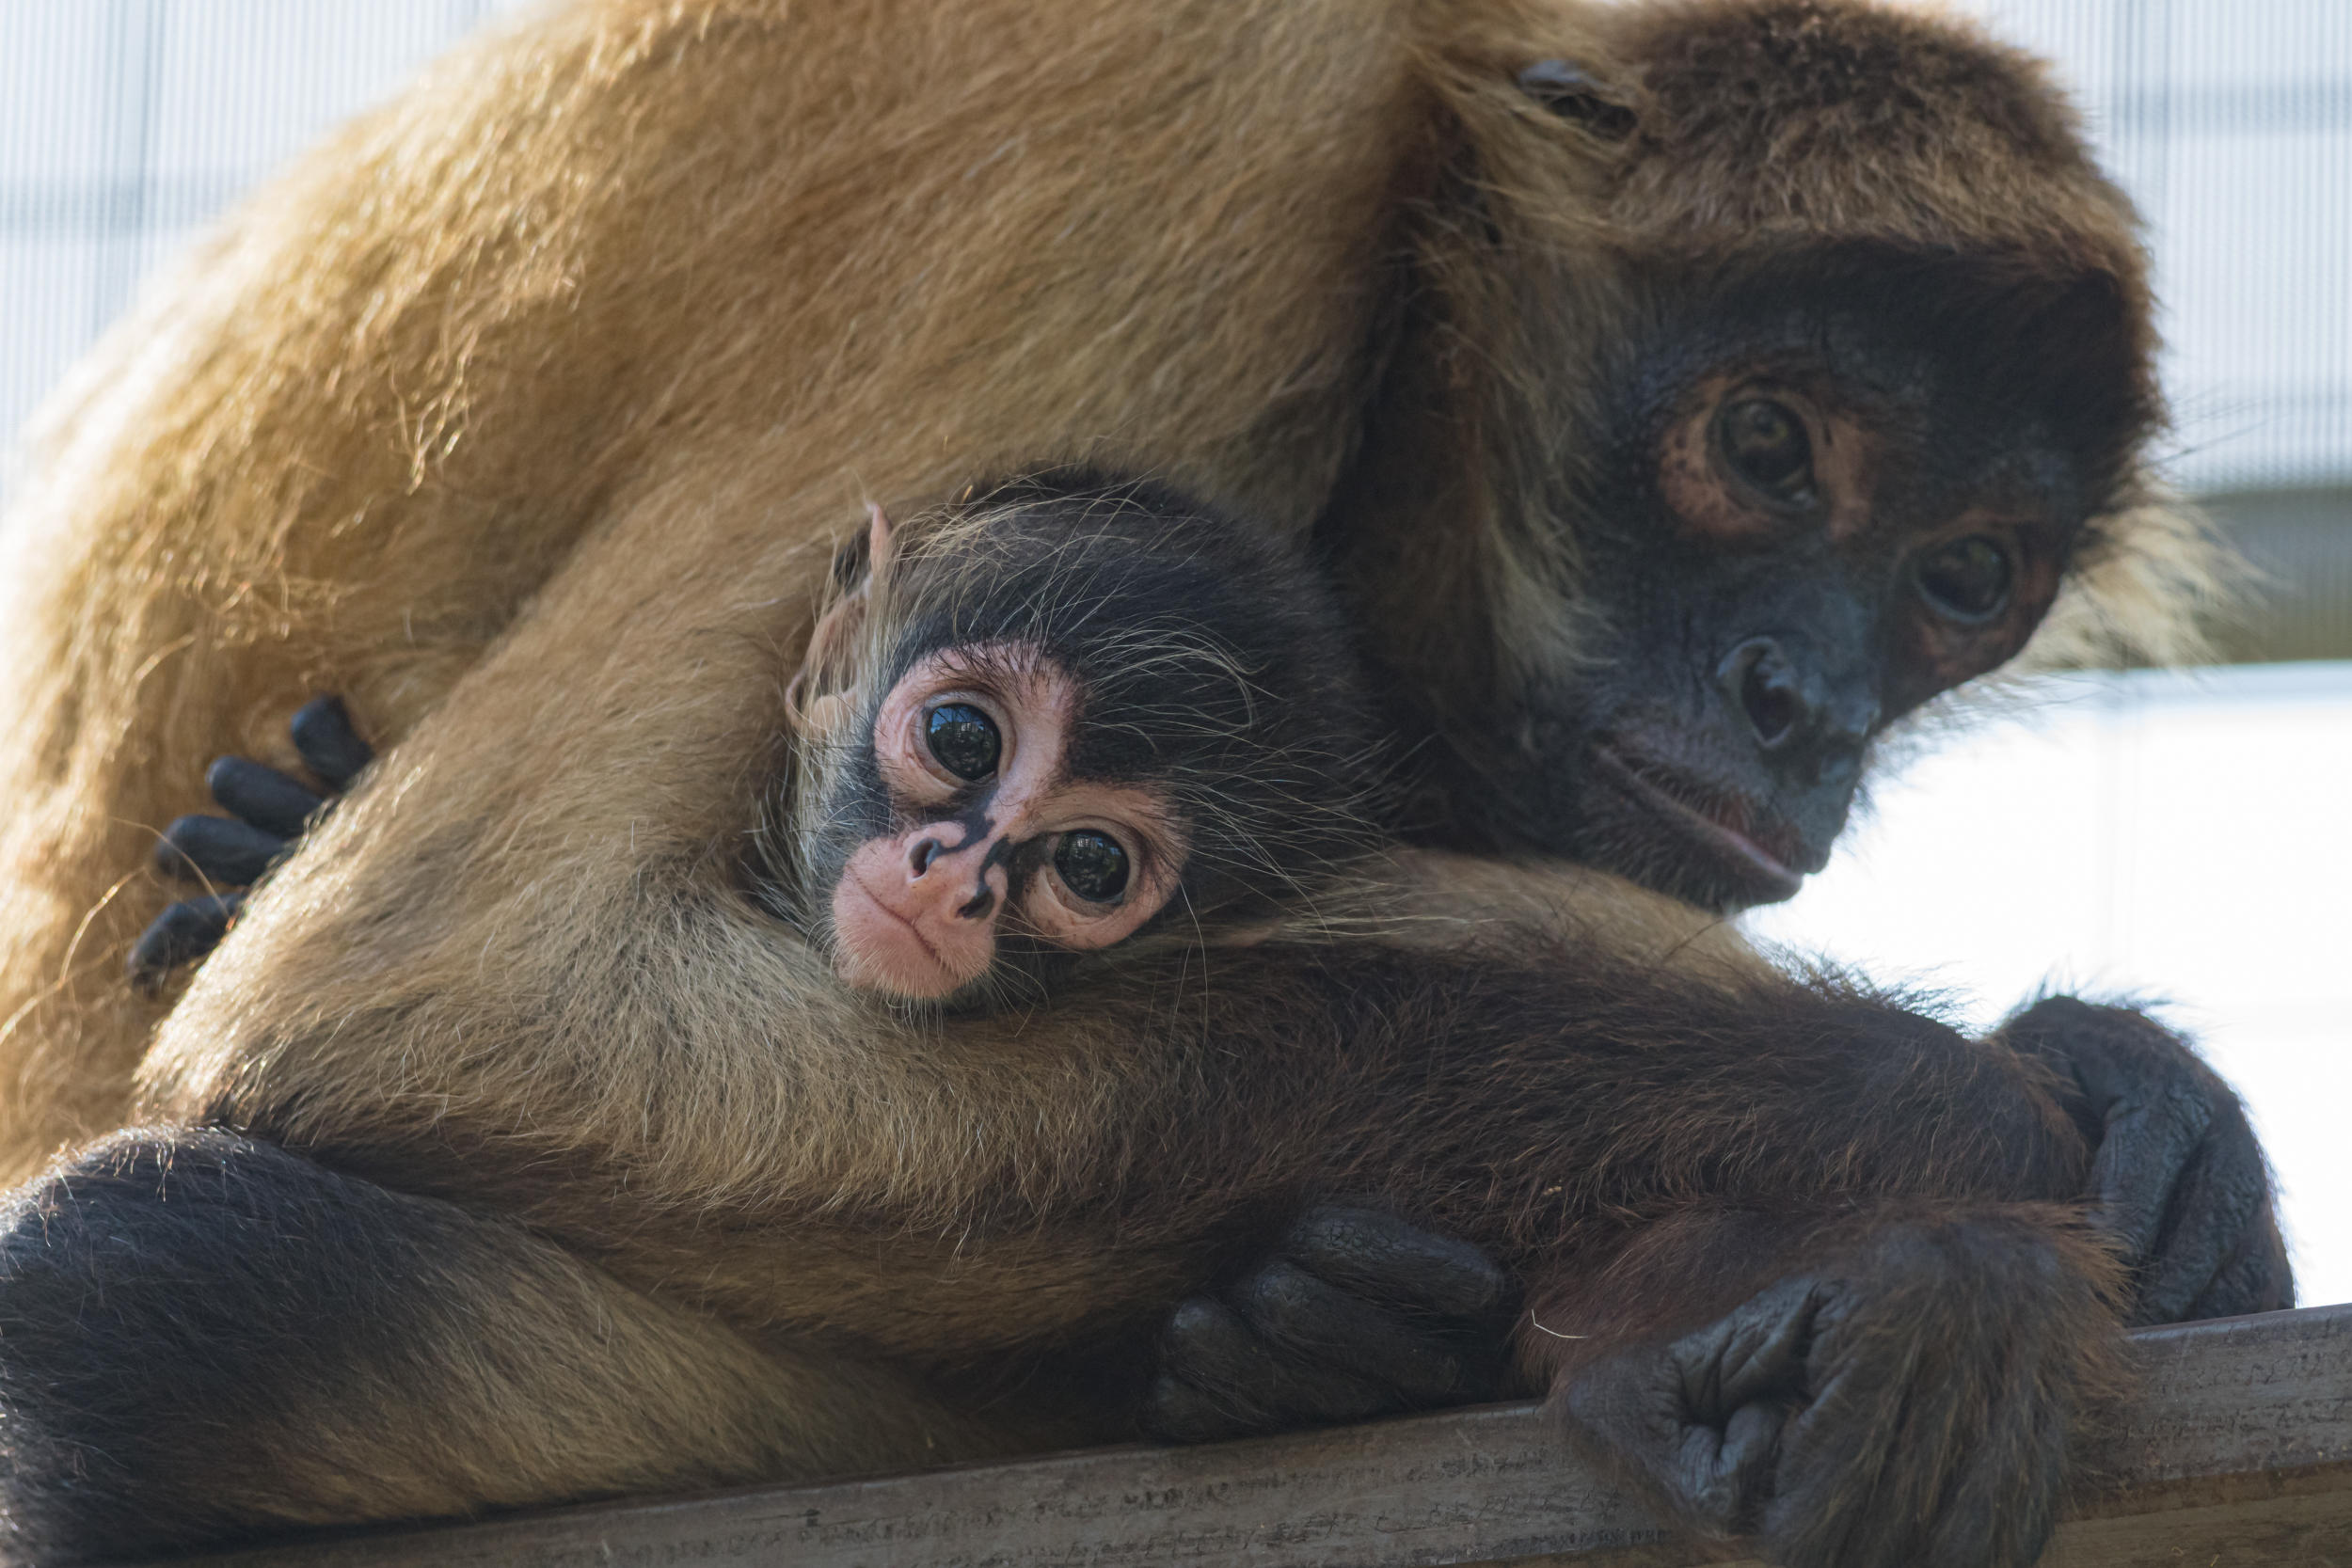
[1590,744,1814,906]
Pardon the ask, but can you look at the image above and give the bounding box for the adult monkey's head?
[1334,0,2219,911]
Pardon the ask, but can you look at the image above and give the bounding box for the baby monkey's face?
[775,484,1384,1005]
[825,640,1186,1000]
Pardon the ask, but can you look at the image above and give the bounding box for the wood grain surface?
[155,1303,2352,1568]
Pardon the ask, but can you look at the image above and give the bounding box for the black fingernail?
[290,695,374,789]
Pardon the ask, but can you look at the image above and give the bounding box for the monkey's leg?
[1533,1204,2122,1568]
[1997,995,2293,1323]
[1146,1203,1521,1441]
[131,696,374,990]
[0,1128,1002,1564]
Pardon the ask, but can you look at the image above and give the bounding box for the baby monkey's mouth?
[1589,743,1818,907]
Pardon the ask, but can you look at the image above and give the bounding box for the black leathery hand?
[126,893,244,992]
[1565,1275,1817,1534]
[1565,1224,2075,1568]
[2008,997,2203,1265]
[2003,996,2289,1325]
[2185,1203,2294,1322]
[1146,1296,1393,1441]
[1146,1205,1517,1445]
[2132,1128,2273,1325]
[205,758,325,839]
[153,816,289,888]
[2077,1055,2211,1275]
[1283,1205,1515,1323]
[289,695,374,789]
[1232,1259,1473,1405]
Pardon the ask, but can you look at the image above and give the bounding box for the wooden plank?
[167,1303,2352,1568]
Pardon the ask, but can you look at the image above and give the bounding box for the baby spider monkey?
[133,474,1391,1006]
[765,477,1389,1003]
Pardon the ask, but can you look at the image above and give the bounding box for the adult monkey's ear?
[787,503,897,740]
[1516,58,1636,139]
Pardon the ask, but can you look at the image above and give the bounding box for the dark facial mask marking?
[959,832,1023,918]
[917,788,1023,922]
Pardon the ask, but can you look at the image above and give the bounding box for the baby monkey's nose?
[905,832,1001,922]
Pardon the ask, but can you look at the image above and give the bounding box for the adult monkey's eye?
[1914,536,2014,623]
[1052,831,1130,903]
[1716,397,1816,505]
[924,703,1001,781]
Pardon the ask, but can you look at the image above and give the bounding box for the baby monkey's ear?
[787,503,898,740]
[827,501,898,591]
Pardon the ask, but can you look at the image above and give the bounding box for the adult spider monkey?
[0,0,2287,1563]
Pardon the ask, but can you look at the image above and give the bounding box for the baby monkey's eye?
[925,703,1000,781]
[1052,831,1130,903]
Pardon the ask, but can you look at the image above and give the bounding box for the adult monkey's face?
[1327,0,2195,913]
[1500,256,2155,911]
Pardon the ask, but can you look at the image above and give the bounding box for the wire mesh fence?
[1961,0,2351,496]
[2,2,2347,501]
[0,2,522,486]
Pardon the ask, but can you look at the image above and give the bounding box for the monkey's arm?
[1149,947,2265,1567]
[992,945,2135,1568]
[1370,860,2289,1328]
[0,1127,1015,1564]
[1152,993,2295,1446]
[129,697,374,990]
[1144,860,2285,1443]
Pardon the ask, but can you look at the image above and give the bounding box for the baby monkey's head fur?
[763,473,1391,1007]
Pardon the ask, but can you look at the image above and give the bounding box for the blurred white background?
[1,4,2348,1302]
